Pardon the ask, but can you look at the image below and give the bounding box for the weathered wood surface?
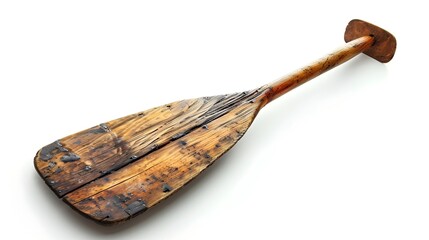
[35,87,269,223]
[34,19,396,225]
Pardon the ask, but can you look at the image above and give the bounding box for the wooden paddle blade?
[34,87,268,224]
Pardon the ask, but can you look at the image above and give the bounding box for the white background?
[1,1,428,239]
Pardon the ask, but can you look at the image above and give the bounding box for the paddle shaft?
[263,35,374,105]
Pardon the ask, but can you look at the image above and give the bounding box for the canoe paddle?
[34,19,396,224]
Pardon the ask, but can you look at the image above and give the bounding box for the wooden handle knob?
[344,19,397,63]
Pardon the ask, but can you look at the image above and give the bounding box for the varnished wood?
[34,20,397,224]
[264,36,374,104]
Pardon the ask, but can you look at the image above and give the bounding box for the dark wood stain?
[124,200,147,216]
[61,153,81,162]
[39,140,68,161]
[162,183,172,193]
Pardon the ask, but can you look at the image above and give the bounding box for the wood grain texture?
[64,101,261,223]
[35,87,269,223]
